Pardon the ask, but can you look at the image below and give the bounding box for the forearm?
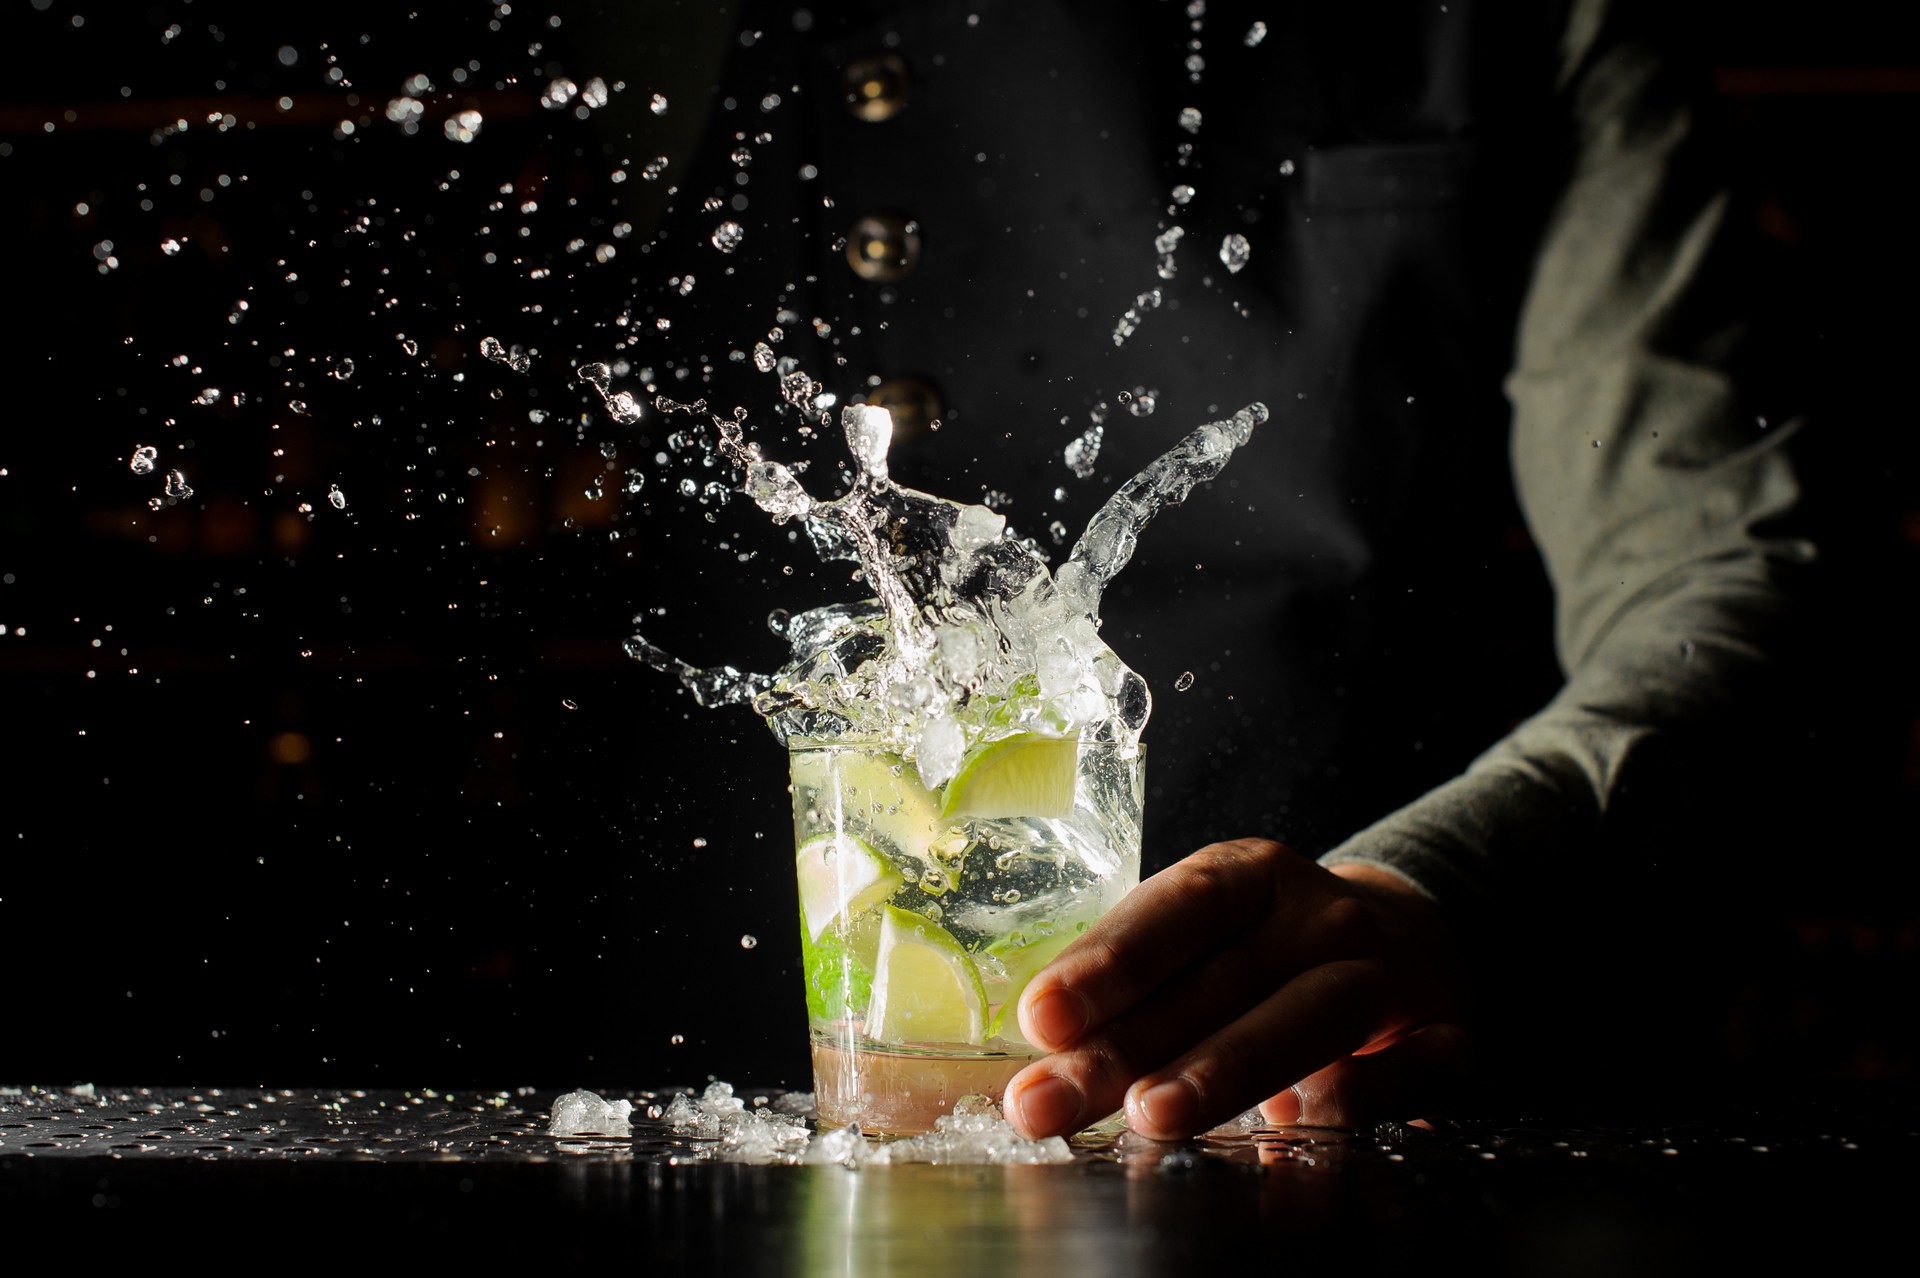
[1323,0,1817,927]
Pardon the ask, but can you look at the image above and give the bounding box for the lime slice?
[800,910,881,1023]
[940,734,1079,820]
[793,748,948,859]
[865,906,988,1045]
[984,923,1087,1042]
[796,833,903,942]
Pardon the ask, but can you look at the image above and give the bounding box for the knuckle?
[1315,891,1387,951]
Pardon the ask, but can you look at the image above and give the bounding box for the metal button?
[867,377,943,438]
[846,214,921,282]
[842,53,911,122]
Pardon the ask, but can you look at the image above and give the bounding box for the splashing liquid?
[626,395,1266,787]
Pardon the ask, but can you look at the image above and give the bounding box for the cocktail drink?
[624,393,1264,1137]
[792,737,1143,1134]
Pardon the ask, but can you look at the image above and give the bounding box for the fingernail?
[1012,1074,1082,1138]
[1130,1076,1199,1138]
[1260,1084,1306,1127]
[1021,986,1090,1049]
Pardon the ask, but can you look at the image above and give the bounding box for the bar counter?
[3,1082,1910,1273]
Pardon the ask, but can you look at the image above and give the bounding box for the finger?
[1259,1021,1474,1128]
[1120,957,1407,1140]
[1018,839,1298,1050]
[1003,926,1307,1139]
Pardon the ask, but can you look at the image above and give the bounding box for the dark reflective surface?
[3,1083,1910,1272]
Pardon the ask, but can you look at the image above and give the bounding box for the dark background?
[1,1,1914,1093]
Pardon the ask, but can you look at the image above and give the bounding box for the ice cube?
[547,1089,634,1136]
[917,716,965,789]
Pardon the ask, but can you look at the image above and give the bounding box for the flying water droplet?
[160,238,183,256]
[1171,184,1195,206]
[444,110,483,142]
[164,469,194,500]
[129,445,158,475]
[650,92,669,116]
[1178,106,1202,133]
[1244,20,1268,47]
[480,330,533,370]
[1278,158,1296,176]
[607,390,643,423]
[711,221,746,254]
[1174,671,1196,691]
[327,484,347,510]
[1064,423,1105,479]
[1111,287,1164,346]
[1153,226,1185,280]
[1219,233,1251,274]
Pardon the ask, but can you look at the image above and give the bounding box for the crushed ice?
[646,1082,1072,1166]
[548,1089,634,1137]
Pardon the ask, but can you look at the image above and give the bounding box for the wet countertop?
[2,1082,1912,1273]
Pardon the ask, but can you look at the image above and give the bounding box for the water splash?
[625,390,1266,781]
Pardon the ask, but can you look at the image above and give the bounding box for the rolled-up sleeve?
[1319,0,1818,934]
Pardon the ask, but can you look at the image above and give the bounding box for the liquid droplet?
[710,221,746,254]
[1174,671,1196,692]
[1244,20,1268,47]
[1219,233,1251,274]
[326,484,347,510]
[650,93,669,116]
[164,469,194,500]
[1178,106,1203,134]
[129,446,158,475]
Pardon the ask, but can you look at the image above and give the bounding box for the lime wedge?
[800,909,881,1023]
[984,923,1087,1042]
[796,833,903,942]
[793,748,948,859]
[940,734,1079,820]
[865,906,988,1046]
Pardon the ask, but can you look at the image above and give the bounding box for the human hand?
[1002,839,1472,1140]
